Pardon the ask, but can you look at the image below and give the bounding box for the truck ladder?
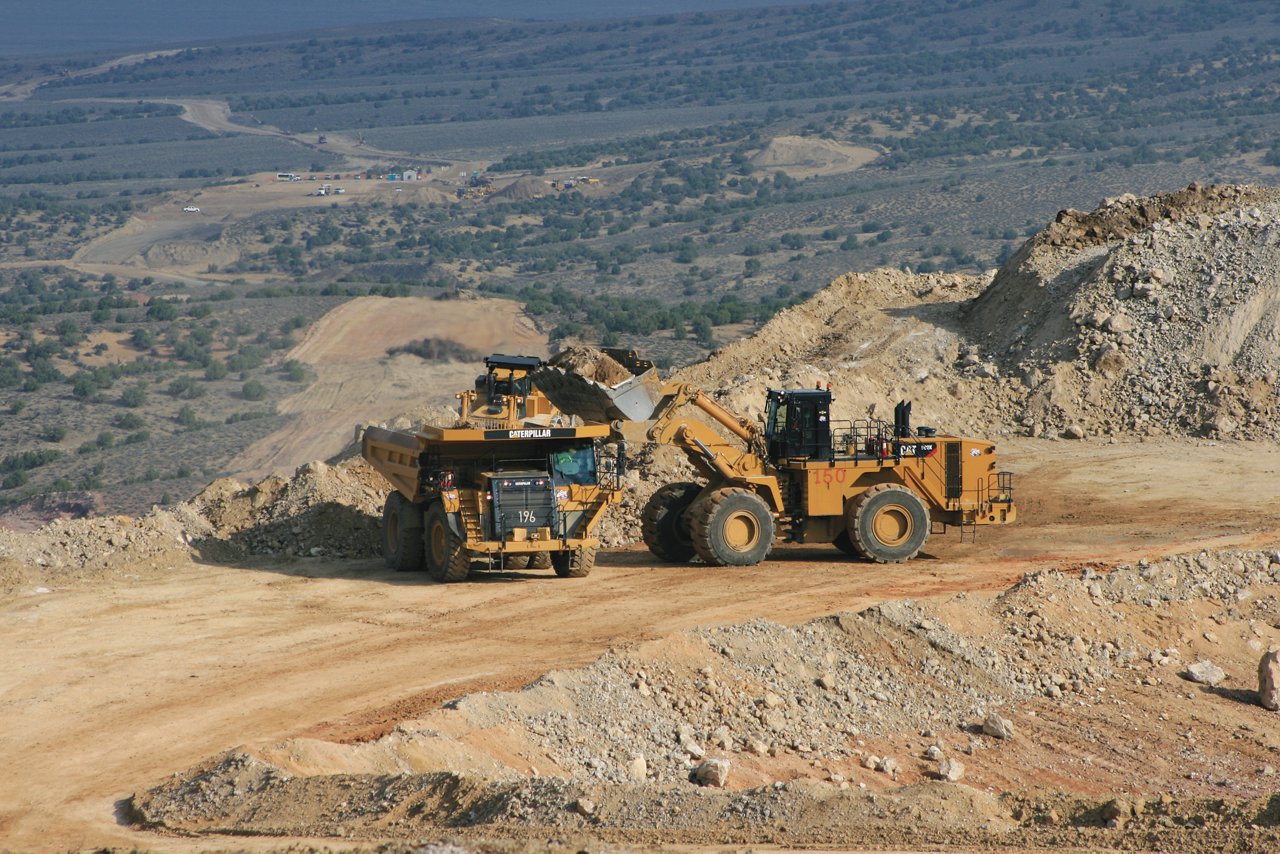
[457,493,486,541]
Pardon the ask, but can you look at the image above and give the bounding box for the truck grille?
[491,474,556,537]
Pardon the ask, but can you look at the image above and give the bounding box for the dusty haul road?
[2,438,1280,851]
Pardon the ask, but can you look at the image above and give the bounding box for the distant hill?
[0,0,813,57]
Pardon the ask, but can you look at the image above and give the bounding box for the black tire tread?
[552,546,596,578]
[382,491,424,572]
[848,483,929,564]
[424,502,471,582]
[641,481,702,562]
[688,486,774,567]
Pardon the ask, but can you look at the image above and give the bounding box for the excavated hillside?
[681,183,1280,445]
[969,183,1280,441]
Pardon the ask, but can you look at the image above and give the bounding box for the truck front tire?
[424,502,471,582]
[689,487,774,567]
[382,492,424,572]
[551,546,596,578]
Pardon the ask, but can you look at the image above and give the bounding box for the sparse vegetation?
[0,0,1276,512]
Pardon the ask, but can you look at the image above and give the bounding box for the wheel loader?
[531,349,1015,566]
[361,354,622,581]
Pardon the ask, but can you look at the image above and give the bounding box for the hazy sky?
[1,1,807,58]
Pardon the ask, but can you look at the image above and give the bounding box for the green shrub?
[241,379,267,401]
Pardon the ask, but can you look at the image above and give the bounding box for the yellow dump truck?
[361,355,621,581]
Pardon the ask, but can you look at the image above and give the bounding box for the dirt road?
[228,297,547,479]
[164,97,449,171]
[2,437,1280,850]
[0,50,182,102]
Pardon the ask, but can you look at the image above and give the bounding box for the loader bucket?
[531,350,664,423]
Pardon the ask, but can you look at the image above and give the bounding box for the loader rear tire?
[382,492,424,572]
[528,552,553,570]
[847,484,929,563]
[424,502,471,582]
[689,487,774,567]
[551,546,596,578]
[641,481,702,562]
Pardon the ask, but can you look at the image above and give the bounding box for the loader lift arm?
[623,382,783,511]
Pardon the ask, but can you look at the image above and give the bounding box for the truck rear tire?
[848,484,929,563]
[382,492,424,572]
[551,546,596,578]
[689,487,774,567]
[641,481,702,562]
[424,502,471,582]
[503,553,531,569]
[528,552,553,569]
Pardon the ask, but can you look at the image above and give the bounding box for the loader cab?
[764,389,833,462]
[462,354,553,424]
[480,354,541,406]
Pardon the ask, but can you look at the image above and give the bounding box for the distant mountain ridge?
[1,0,807,58]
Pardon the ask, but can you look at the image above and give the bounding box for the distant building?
[402,169,418,181]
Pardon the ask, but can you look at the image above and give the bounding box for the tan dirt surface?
[228,296,546,480]
[3,437,1280,851]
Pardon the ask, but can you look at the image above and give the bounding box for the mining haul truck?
[361,354,621,581]
[531,349,1015,566]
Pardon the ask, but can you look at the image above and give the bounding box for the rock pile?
[185,459,386,560]
[434,549,1280,788]
[546,345,636,386]
[0,508,192,586]
[677,182,1280,444]
[968,183,1280,440]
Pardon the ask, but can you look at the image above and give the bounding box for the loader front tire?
[424,502,471,582]
[551,546,596,578]
[382,491,424,572]
[832,530,864,558]
[689,487,774,567]
[641,481,702,562]
[848,484,929,563]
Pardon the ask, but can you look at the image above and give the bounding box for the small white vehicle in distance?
[182,206,201,213]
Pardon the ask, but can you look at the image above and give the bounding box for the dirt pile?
[185,458,386,561]
[547,345,636,387]
[676,268,1000,436]
[677,182,1280,444]
[490,176,548,202]
[0,453,396,589]
[130,547,1280,850]
[750,135,880,179]
[967,182,1280,440]
[0,506,193,588]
